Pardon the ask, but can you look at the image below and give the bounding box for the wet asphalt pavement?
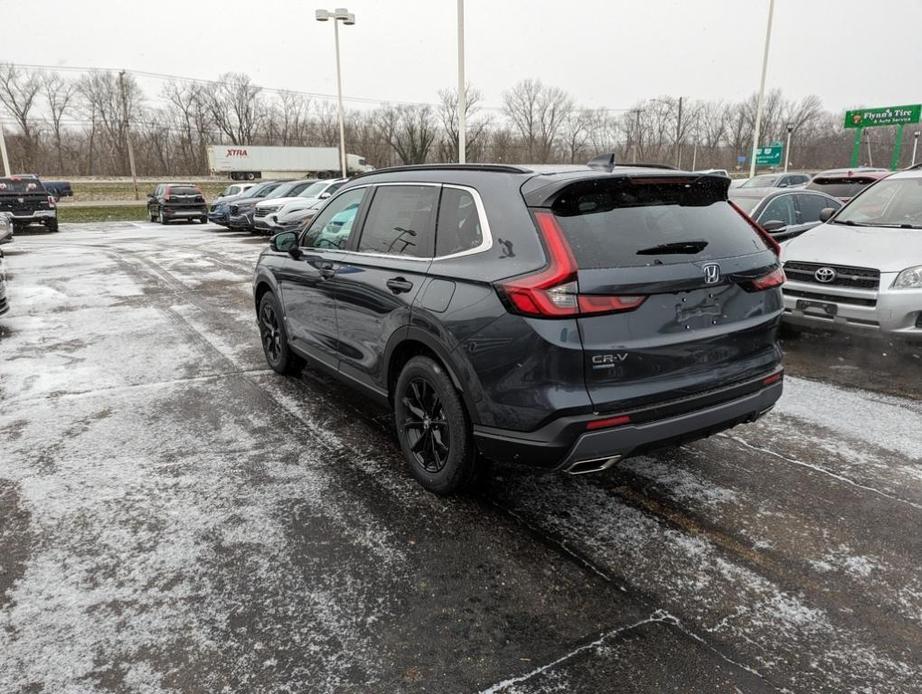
[1,222,922,693]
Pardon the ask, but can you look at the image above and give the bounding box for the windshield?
[266,181,302,199]
[740,175,779,188]
[251,182,280,198]
[298,181,329,198]
[833,178,922,228]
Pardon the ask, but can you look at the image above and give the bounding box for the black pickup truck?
[0,177,58,232]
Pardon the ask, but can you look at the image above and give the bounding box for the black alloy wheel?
[402,378,450,473]
[257,292,303,375]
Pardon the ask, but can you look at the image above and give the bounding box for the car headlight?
[892,265,922,289]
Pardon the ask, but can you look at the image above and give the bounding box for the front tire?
[394,356,477,495]
[258,292,304,375]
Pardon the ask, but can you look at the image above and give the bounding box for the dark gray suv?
[253,162,785,494]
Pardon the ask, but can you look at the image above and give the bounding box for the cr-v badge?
[703,263,721,284]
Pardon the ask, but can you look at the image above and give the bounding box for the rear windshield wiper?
[636,240,709,255]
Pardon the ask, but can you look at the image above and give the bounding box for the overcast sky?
[4,0,921,113]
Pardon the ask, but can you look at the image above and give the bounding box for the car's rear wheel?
[46,219,59,233]
[394,356,477,495]
[158,210,167,225]
[258,292,303,375]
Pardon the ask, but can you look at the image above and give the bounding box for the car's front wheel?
[394,356,477,495]
[258,292,304,375]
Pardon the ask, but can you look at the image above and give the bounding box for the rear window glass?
[168,186,201,196]
[551,178,767,268]
[0,178,46,194]
[806,179,876,198]
[436,187,483,256]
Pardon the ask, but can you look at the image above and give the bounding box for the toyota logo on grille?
[703,263,721,285]
[814,267,837,283]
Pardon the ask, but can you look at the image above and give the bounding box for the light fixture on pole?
[457,0,466,164]
[749,0,775,178]
[784,122,794,173]
[316,7,355,178]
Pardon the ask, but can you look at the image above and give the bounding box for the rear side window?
[436,187,483,256]
[358,185,438,258]
[551,178,768,268]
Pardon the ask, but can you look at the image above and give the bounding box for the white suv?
[781,168,922,339]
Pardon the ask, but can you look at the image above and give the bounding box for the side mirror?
[147,193,155,199]
[761,220,787,233]
[270,231,300,257]
[319,191,332,199]
[819,207,836,223]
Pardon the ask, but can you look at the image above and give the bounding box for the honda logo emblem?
[703,263,721,285]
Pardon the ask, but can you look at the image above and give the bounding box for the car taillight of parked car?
[496,211,646,318]
[47,195,56,208]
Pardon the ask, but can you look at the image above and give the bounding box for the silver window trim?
[304,181,493,262]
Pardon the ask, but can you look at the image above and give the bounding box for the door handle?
[318,261,336,279]
[386,277,414,294]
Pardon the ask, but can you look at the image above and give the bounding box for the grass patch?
[58,205,148,223]
[71,181,228,203]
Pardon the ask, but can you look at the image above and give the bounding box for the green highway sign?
[755,143,783,166]
[845,104,921,129]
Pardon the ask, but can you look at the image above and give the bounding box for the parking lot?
[2,221,922,692]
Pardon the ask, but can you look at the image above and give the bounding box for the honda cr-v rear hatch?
[519,173,783,413]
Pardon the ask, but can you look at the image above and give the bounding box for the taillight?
[729,200,781,257]
[586,414,631,431]
[751,267,786,290]
[497,211,647,318]
[763,372,783,386]
[47,195,56,208]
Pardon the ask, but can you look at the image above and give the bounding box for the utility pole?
[631,109,642,163]
[749,0,775,178]
[118,70,139,200]
[691,113,700,171]
[865,131,873,167]
[457,0,466,163]
[0,122,10,176]
[912,131,920,167]
[674,96,683,168]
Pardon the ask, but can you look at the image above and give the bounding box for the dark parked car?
[43,180,74,200]
[208,180,282,226]
[729,188,843,240]
[805,168,890,202]
[253,162,785,494]
[147,183,208,224]
[226,180,301,232]
[0,176,58,232]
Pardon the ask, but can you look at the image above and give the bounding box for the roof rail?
[351,163,531,179]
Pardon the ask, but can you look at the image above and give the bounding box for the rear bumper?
[473,374,783,472]
[8,211,56,223]
[162,206,206,218]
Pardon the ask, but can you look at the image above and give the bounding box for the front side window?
[758,195,797,226]
[436,187,483,256]
[798,194,839,222]
[358,185,438,258]
[302,188,366,250]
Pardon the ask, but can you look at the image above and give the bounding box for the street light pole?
[316,8,355,178]
[912,131,920,167]
[0,123,10,176]
[457,0,466,164]
[749,0,775,179]
[784,123,793,172]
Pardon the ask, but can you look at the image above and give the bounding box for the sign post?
[844,104,921,169]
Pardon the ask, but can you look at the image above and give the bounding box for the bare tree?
[206,73,263,145]
[78,71,142,175]
[0,64,43,170]
[437,85,489,162]
[42,73,77,174]
[503,79,573,163]
[378,104,438,165]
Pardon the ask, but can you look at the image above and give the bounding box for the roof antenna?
[586,153,616,173]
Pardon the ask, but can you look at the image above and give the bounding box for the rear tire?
[258,292,304,375]
[46,219,59,233]
[158,210,167,225]
[394,356,477,495]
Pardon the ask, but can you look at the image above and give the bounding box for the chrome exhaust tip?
[566,455,622,476]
